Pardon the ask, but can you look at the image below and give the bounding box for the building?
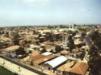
[44,56,67,69]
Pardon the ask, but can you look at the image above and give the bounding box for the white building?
[44,56,67,69]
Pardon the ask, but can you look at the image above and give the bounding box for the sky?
[0,0,101,26]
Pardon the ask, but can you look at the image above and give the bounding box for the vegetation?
[0,66,16,75]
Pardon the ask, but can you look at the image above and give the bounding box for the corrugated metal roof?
[70,62,88,75]
[42,52,52,56]
[57,61,76,72]
[31,51,39,57]
[33,55,55,65]
[45,56,67,68]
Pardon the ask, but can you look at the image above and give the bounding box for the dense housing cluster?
[0,25,101,75]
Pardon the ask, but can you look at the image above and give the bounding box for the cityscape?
[0,25,101,75]
[0,0,101,75]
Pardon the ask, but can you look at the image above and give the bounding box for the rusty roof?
[33,55,56,65]
[70,62,88,75]
[57,61,76,72]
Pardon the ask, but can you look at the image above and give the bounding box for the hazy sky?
[0,0,101,26]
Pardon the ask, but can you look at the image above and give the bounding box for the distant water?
[0,66,16,75]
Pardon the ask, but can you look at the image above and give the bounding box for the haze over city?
[0,0,101,26]
[0,0,101,75]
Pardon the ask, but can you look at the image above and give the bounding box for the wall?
[0,56,46,75]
